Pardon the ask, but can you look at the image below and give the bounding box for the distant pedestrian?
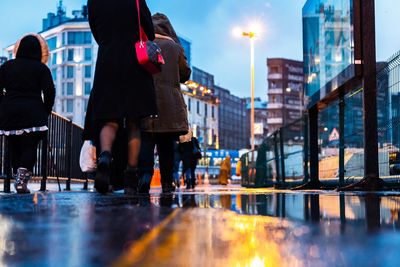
[190,136,201,188]
[218,155,232,185]
[87,0,157,194]
[172,141,182,188]
[0,34,55,193]
[179,131,201,190]
[138,13,191,194]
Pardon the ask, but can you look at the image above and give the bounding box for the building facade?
[5,4,97,126]
[246,97,268,147]
[267,58,304,134]
[181,84,219,151]
[214,86,249,150]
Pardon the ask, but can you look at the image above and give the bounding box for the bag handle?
[136,0,148,44]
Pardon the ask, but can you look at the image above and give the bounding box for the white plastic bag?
[79,140,97,173]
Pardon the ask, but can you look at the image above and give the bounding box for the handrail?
[0,112,85,192]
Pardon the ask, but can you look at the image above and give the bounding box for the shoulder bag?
[135,0,164,74]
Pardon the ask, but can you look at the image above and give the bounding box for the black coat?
[0,36,55,131]
[88,0,157,121]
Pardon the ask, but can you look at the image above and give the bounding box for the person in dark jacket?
[0,34,55,194]
[179,130,196,190]
[87,0,157,194]
[138,13,191,194]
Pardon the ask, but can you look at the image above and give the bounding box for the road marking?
[112,208,182,267]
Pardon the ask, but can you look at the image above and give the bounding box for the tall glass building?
[178,36,191,66]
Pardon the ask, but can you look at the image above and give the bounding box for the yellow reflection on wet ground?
[114,209,301,267]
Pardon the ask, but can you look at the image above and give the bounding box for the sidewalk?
[1,186,400,266]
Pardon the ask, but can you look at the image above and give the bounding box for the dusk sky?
[1,0,399,100]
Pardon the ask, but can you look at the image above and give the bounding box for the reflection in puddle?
[176,193,400,231]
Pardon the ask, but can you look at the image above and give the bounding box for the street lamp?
[233,25,260,151]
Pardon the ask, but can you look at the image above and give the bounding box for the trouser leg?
[137,132,155,193]
[17,133,42,172]
[157,135,175,187]
[8,135,21,173]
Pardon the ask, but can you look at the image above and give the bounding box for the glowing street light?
[233,24,261,150]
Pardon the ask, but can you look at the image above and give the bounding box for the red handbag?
[135,0,164,74]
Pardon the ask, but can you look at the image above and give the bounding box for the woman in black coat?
[87,0,157,194]
[0,34,55,194]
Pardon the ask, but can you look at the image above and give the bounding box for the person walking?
[87,0,157,194]
[172,141,182,188]
[190,136,201,189]
[138,13,191,194]
[179,130,197,190]
[218,155,232,185]
[0,34,55,193]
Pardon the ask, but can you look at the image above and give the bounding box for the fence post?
[4,138,11,193]
[309,105,320,185]
[83,173,89,190]
[339,96,345,186]
[303,114,310,183]
[274,132,281,184]
[40,135,48,192]
[65,120,72,191]
[279,129,286,185]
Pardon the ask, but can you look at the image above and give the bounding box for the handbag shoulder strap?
[135,0,143,42]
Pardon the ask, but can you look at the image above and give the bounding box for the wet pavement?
[1,185,400,266]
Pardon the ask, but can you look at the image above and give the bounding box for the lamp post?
[233,27,257,151]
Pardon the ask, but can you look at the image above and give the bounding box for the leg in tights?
[99,122,119,153]
[157,134,175,186]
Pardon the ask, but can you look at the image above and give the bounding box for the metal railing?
[242,50,400,188]
[241,116,308,188]
[0,112,85,193]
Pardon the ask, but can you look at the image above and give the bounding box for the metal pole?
[4,139,11,193]
[250,37,255,151]
[309,105,319,185]
[40,135,48,192]
[279,129,286,185]
[362,0,379,181]
[339,96,345,186]
[65,121,72,191]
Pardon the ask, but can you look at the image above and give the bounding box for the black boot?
[138,173,152,194]
[124,167,138,195]
[95,151,112,194]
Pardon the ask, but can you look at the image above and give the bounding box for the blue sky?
[1,0,400,99]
